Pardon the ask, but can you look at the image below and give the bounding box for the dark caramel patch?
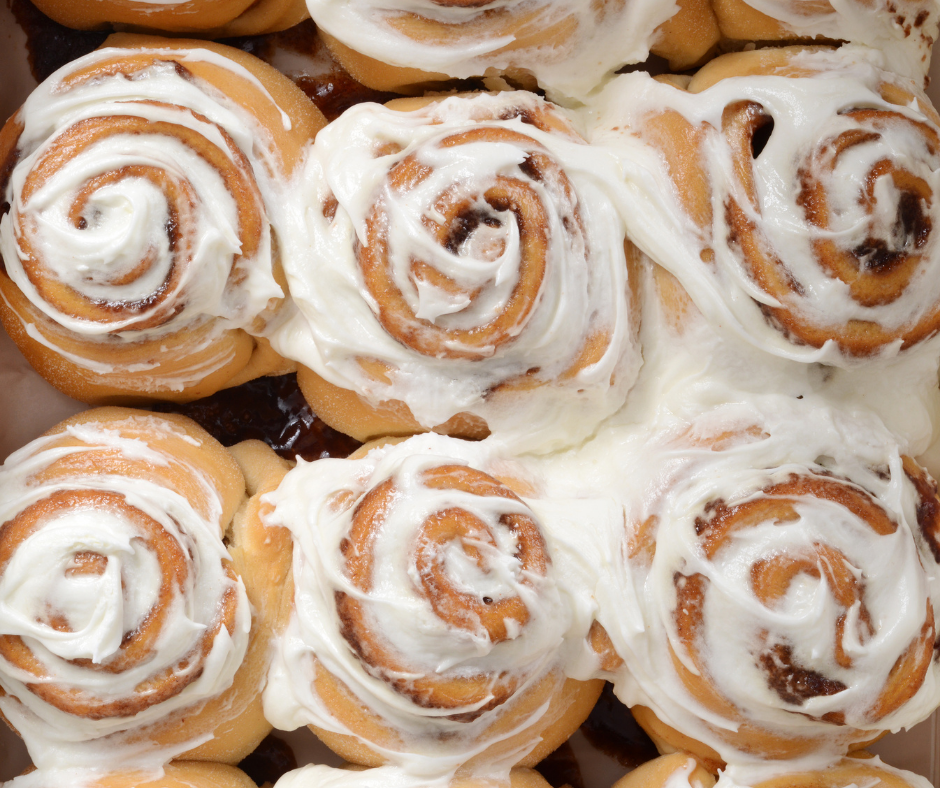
[518,154,544,182]
[499,107,537,126]
[580,682,658,769]
[10,0,109,83]
[759,643,847,706]
[153,373,361,462]
[750,117,774,159]
[444,207,501,255]
[238,736,298,787]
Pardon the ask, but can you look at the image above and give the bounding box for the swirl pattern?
[336,462,551,718]
[277,91,640,453]
[262,434,601,775]
[0,408,257,769]
[588,46,940,364]
[308,0,718,98]
[596,403,940,766]
[0,37,325,403]
[711,0,939,81]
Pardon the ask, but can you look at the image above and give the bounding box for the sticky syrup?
[10,0,109,83]
[581,683,659,770]
[238,734,298,786]
[153,373,361,462]
[221,20,399,121]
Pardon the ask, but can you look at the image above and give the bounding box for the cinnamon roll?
[711,0,938,82]
[594,401,940,768]
[712,756,935,788]
[0,408,284,769]
[261,433,603,779]
[25,0,309,36]
[272,764,554,788]
[275,91,642,453]
[0,35,326,404]
[587,46,940,365]
[2,762,258,788]
[307,0,720,98]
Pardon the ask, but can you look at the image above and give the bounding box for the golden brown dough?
[0,409,286,767]
[0,35,326,405]
[27,0,309,36]
[258,433,604,775]
[311,0,719,95]
[290,91,642,451]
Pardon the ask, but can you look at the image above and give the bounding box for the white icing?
[714,756,935,788]
[0,416,251,770]
[1,22,939,788]
[0,45,295,389]
[581,46,940,367]
[273,764,443,788]
[272,91,641,454]
[267,243,940,776]
[262,433,584,779]
[733,0,940,83]
[304,0,680,101]
[662,757,708,788]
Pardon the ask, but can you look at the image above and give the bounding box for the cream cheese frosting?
[0,416,251,770]
[503,258,940,771]
[597,401,940,766]
[304,0,680,101]
[0,44,294,393]
[580,46,940,367]
[3,14,940,788]
[261,432,586,779]
[724,0,940,83]
[272,90,641,454]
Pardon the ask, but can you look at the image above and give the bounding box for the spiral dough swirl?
[0,410,250,767]
[276,91,639,453]
[588,47,940,364]
[598,404,940,765]
[262,434,573,755]
[0,40,310,399]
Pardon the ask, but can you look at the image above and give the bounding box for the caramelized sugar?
[154,374,361,461]
[581,683,659,770]
[11,0,108,83]
[238,734,298,786]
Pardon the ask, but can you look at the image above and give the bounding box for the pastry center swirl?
[335,463,551,718]
[358,127,584,360]
[670,473,935,728]
[13,103,265,334]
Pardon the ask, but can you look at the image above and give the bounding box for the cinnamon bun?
[275,91,642,453]
[594,402,940,768]
[261,433,603,779]
[587,46,940,365]
[711,0,938,82]
[308,0,720,99]
[0,35,326,404]
[0,408,283,769]
[25,0,309,37]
